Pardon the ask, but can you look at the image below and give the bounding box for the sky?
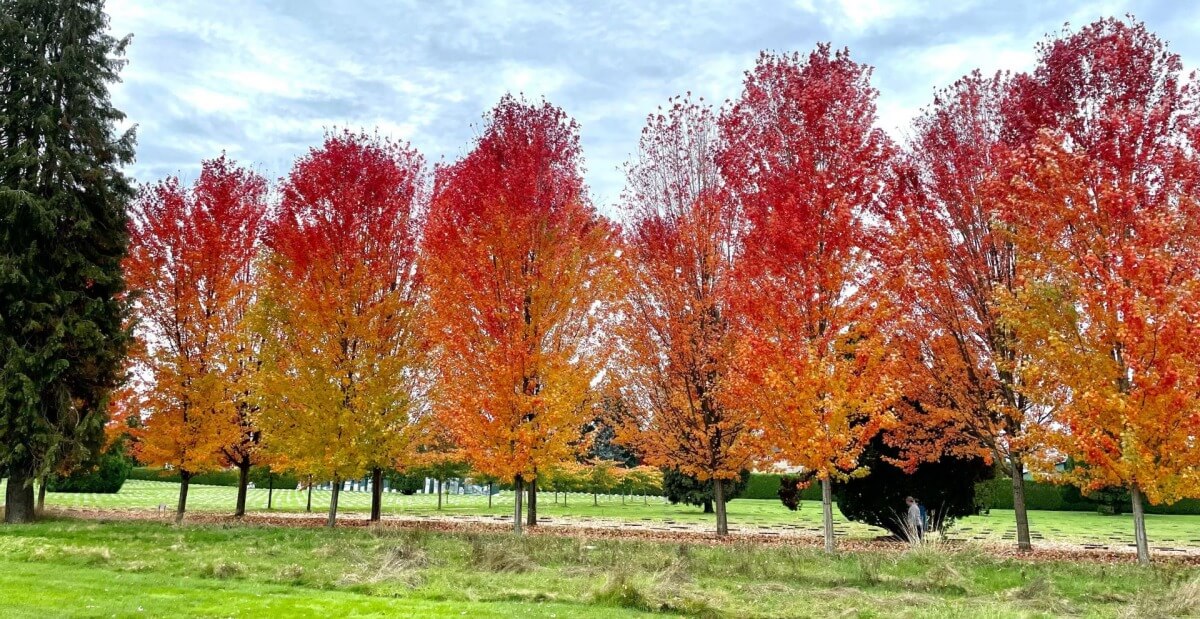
[105,0,1200,215]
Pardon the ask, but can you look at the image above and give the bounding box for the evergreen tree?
[833,435,993,539]
[0,0,134,523]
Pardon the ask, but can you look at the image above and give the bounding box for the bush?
[746,472,822,501]
[777,474,817,511]
[975,477,1200,515]
[833,435,993,537]
[385,471,424,495]
[46,446,132,493]
[744,473,781,500]
[662,469,749,513]
[128,466,300,490]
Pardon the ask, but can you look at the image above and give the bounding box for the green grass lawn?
[9,478,1200,551]
[0,518,1196,618]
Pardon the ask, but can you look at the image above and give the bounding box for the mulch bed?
[44,506,1200,566]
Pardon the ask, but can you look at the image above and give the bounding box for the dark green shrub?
[386,471,424,495]
[661,469,749,513]
[777,473,817,511]
[46,446,132,493]
[128,466,299,489]
[833,435,993,537]
[976,477,1200,515]
[745,472,822,501]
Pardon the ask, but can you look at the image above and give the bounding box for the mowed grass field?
[7,478,1200,551]
[1,518,1198,618]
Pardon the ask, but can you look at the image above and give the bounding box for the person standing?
[905,496,924,542]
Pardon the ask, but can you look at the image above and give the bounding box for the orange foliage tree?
[125,155,268,523]
[254,131,425,527]
[720,47,899,552]
[1001,19,1200,564]
[883,71,1052,551]
[423,95,620,532]
[615,96,759,535]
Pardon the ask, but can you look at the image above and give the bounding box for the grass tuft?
[467,535,535,573]
[854,553,884,586]
[61,545,112,565]
[276,563,305,583]
[202,559,245,579]
[591,569,652,611]
[1124,576,1200,618]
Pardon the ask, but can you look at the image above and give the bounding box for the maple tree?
[543,461,588,505]
[720,46,899,552]
[423,95,620,533]
[254,131,425,527]
[409,421,469,511]
[587,459,621,506]
[1000,19,1200,564]
[622,465,664,504]
[125,155,268,524]
[615,96,758,535]
[882,71,1052,550]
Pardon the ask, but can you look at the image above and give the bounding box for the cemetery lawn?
[10,479,1200,551]
[1,518,1198,618]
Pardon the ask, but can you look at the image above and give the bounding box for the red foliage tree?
[1002,18,1200,564]
[615,96,759,535]
[720,46,899,552]
[125,155,268,523]
[255,131,425,527]
[883,71,1052,551]
[423,95,620,532]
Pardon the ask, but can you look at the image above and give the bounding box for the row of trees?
[3,4,1197,565]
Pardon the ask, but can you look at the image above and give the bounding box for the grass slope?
[1,519,1197,618]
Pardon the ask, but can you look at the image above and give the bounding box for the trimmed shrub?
[128,466,299,490]
[975,477,1200,515]
[385,471,424,495]
[745,473,782,500]
[746,472,822,501]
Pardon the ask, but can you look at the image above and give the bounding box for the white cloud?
[103,0,1200,214]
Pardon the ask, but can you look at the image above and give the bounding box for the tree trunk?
[235,460,251,517]
[327,476,340,528]
[306,477,313,513]
[821,477,835,553]
[593,492,598,506]
[702,499,713,514]
[267,473,274,510]
[175,471,191,525]
[714,478,729,536]
[526,477,537,527]
[436,478,443,511]
[488,482,493,509]
[1131,485,1151,565]
[370,467,383,522]
[1009,457,1032,551]
[4,466,36,523]
[36,476,46,514]
[513,476,524,534]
